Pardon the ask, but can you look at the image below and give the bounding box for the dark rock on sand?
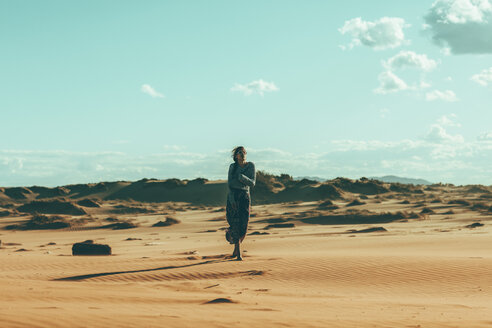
[102,221,138,230]
[346,227,388,233]
[465,222,484,229]
[152,217,180,227]
[264,223,295,229]
[72,240,111,256]
[203,298,236,304]
[448,199,471,206]
[346,199,366,207]
[420,207,435,214]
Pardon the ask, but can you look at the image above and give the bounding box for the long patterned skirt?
[225,188,250,244]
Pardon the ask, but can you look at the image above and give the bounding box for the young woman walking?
[226,146,256,261]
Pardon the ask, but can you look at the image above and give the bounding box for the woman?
[226,146,256,261]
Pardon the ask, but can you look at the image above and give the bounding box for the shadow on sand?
[54,257,235,282]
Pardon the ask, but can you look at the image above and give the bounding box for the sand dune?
[0,177,491,327]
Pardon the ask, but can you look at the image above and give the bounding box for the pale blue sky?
[1,0,492,186]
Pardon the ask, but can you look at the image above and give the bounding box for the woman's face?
[236,151,246,163]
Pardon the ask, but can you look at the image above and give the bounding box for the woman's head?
[232,146,246,163]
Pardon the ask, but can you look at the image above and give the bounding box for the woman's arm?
[238,163,256,187]
[228,164,234,187]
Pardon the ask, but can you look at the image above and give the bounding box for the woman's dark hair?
[231,146,246,176]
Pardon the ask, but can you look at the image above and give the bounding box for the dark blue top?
[227,162,256,192]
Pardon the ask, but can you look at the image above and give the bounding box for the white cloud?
[471,67,492,86]
[141,84,165,98]
[383,51,438,71]
[162,145,184,151]
[425,89,459,102]
[2,157,23,173]
[376,51,437,95]
[3,130,492,187]
[420,81,432,88]
[330,139,420,152]
[339,17,409,50]
[478,132,492,140]
[424,0,492,54]
[112,140,130,145]
[437,113,461,127]
[426,125,461,144]
[1,116,491,187]
[230,79,279,96]
[380,108,390,118]
[374,71,408,94]
[434,0,491,23]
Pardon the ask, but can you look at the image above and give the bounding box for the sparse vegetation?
[152,217,180,227]
[302,209,420,225]
[420,207,435,214]
[5,214,70,230]
[346,199,366,207]
[448,199,471,206]
[17,199,86,216]
[101,220,138,230]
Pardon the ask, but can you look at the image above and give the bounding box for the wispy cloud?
[426,123,464,144]
[162,145,185,151]
[141,84,165,98]
[374,71,408,94]
[4,116,492,186]
[471,67,492,86]
[438,113,461,127]
[380,108,390,119]
[425,89,459,102]
[478,132,492,140]
[339,17,410,50]
[230,79,279,96]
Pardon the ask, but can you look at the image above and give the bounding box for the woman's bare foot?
[231,243,239,258]
[232,242,242,260]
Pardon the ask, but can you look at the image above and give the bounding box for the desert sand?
[0,175,491,327]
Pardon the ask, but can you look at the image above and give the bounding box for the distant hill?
[0,173,446,208]
[370,175,432,185]
[293,176,326,182]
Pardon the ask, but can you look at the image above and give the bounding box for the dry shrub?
[346,199,366,207]
[5,213,70,230]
